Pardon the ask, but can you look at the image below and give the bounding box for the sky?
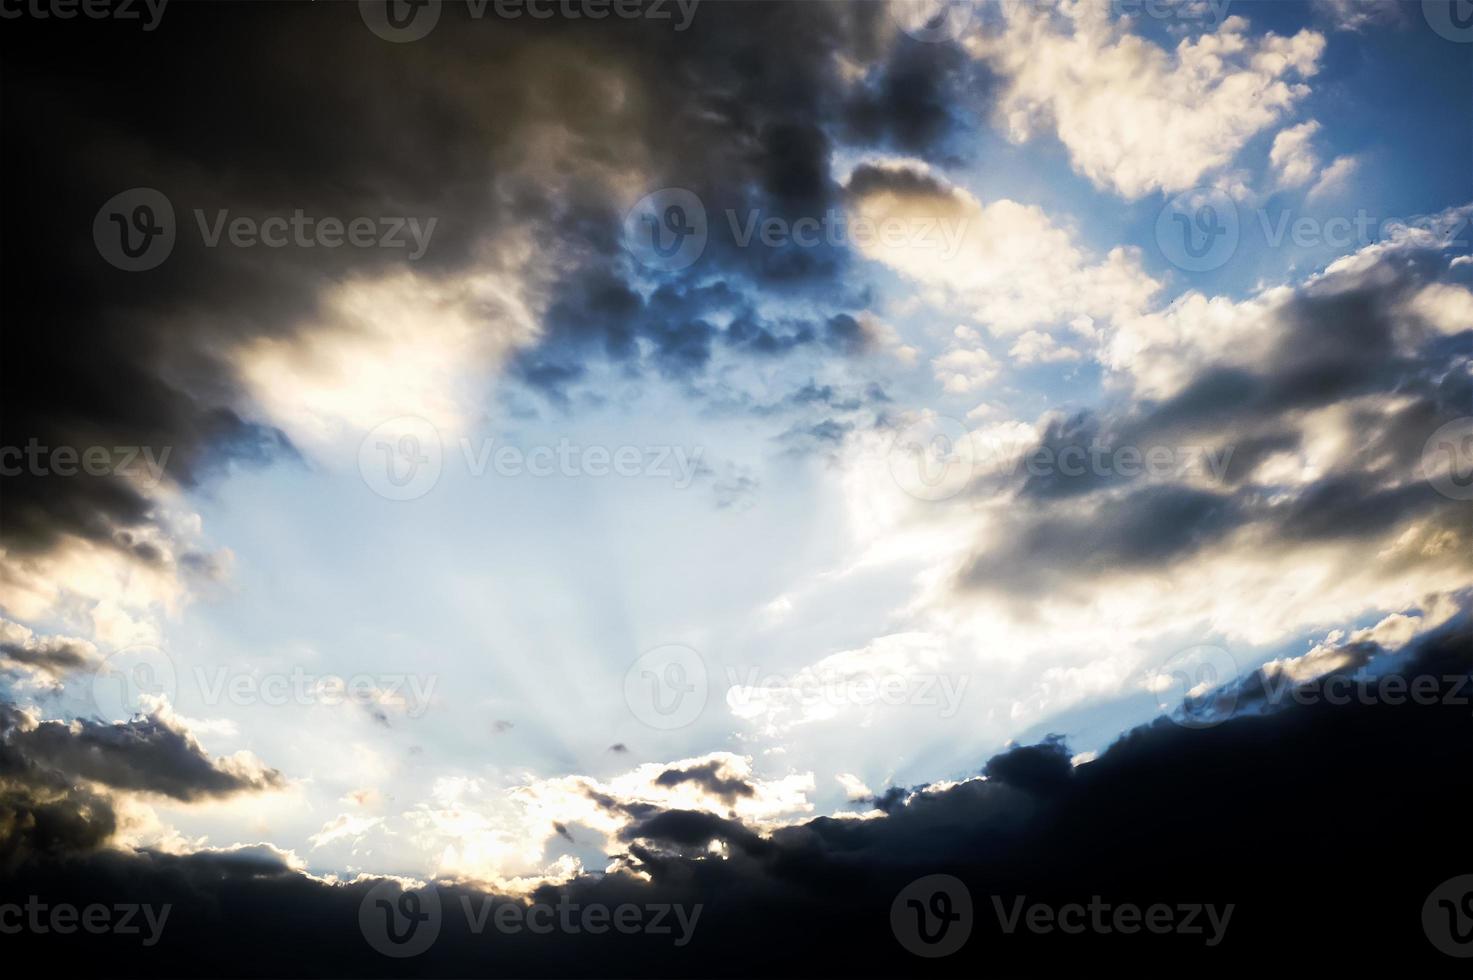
[1,1,1472,975]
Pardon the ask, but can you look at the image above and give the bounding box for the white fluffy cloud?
[969,2,1325,199]
[236,268,540,450]
[404,753,816,891]
[846,161,1160,336]
[1306,154,1360,202]
[1270,120,1323,189]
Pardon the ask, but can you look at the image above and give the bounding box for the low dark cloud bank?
[2,615,1467,976]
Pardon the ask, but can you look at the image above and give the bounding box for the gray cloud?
[0,705,284,803]
[962,241,1473,595]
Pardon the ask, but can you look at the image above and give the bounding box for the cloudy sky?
[2,0,1471,974]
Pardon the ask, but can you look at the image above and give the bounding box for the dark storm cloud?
[0,706,284,802]
[962,242,1473,594]
[842,37,984,156]
[843,160,961,202]
[0,736,119,870]
[981,734,1073,796]
[1129,258,1470,445]
[1,612,1466,976]
[0,635,97,682]
[620,808,770,858]
[0,695,284,870]
[0,785,118,873]
[869,785,910,814]
[2,0,968,580]
[652,760,756,804]
[965,485,1244,591]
